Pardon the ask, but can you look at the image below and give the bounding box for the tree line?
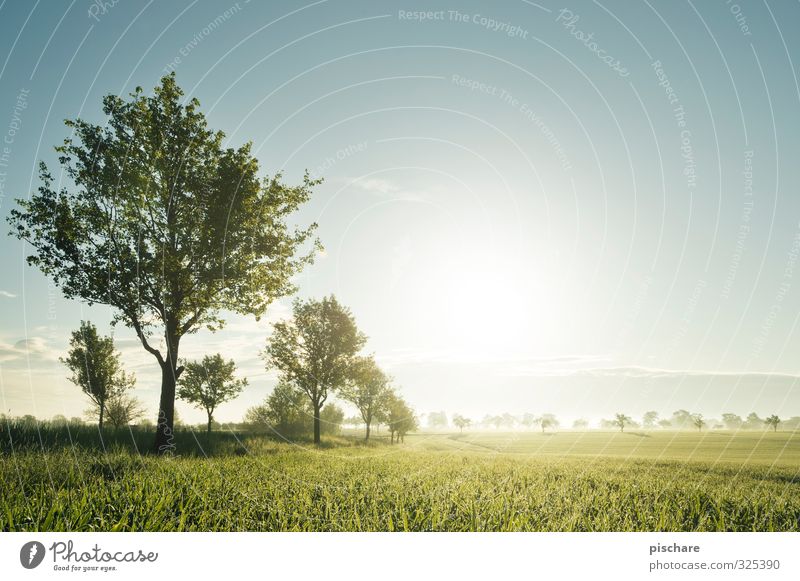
[423,410,798,432]
[8,74,416,451]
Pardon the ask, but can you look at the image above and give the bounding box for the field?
[2,425,799,532]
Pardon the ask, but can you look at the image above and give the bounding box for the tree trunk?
[207,412,212,435]
[98,401,104,431]
[365,422,370,442]
[313,403,321,444]
[153,362,182,454]
[153,324,182,454]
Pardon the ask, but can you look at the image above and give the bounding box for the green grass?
[2,424,798,531]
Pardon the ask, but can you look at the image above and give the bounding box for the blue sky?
[1,0,799,425]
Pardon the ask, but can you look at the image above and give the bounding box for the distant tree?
[452,414,472,433]
[340,356,391,442]
[782,416,800,431]
[538,413,559,433]
[103,393,145,428]
[572,418,589,430]
[658,418,672,429]
[613,413,632,432]
[672,409,693,429]
[500,413,517,430]
[263,296,366,444]
[745,412,764,430]
[521,413,537,430]
[642,411,659,429]
[178,354,247,435]
[9,75,319,453]
[721,413,743,430]
[51,414,68,427]
[61,321,135,430]
[764,415,781,432]
[320,403,345,435]
[387,394,417,443]
[427,411,448,430]
[20,414,37,426]
[245,381,310,437]
[68,417,83,426]
[691,413,705,432]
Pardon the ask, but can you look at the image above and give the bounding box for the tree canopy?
[178,354,247,434]
[9,74,318,452]
[262,295,366,444]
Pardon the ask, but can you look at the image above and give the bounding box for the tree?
[692,413,705,432]
[538,413,559,433]
[613,413,631,432]
[721,413,743,430]
[9,75,319,453]
[427,411,448,430]
[764,415,781,432]
[658,418,672,429]
[672,409,693,430]
[642,411,659,429]
[177,354,246,434]
[572,418,589,430]
[263,296,366,444]
[61,321,135,430]
[745,412,764,430]
[320,403,344,436]
[386,394,417,443]
[452,414,472,433]
[104,393,145,428]
[521,413,537,430]
[339,356,391,442]
[245,381,310,437]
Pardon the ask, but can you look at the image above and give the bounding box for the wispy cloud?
[0,290,17,298]
[574,365,800,381]
[0,337,58,363]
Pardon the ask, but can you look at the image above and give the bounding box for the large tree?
[386,394,417,444]
[9,75,318,453]
[340,355,391,442]
[61,321,134,430]
[612,413,631,433]
[262,296,366,444]
[178,354,246,434]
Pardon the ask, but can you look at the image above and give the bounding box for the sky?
[1,0,799,426]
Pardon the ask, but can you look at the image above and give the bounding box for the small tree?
[721,413,743,430]
[320,403,345,435]
[178,354,247,434]
[61,321,134,430]
[642,411,659,429]
[104,393,145,428]
[613,413,631,432]
[245,381,309,437]
[538,413,559,433]
[263,296,366,444]
[387,394,417,443]
[764,414,781,432]
[692,413,705,432]
[658,418,672,429]
[452,414,471,433]
[340,356,391,442]
[521,412,537,430]
[572,418,589,430]
[745,412,764,430]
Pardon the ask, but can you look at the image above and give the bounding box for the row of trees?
[429,410,797,432]
[603,410,785,432]
[61,297,420,444]
[261,296,417,444]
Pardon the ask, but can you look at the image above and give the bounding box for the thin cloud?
[0,290,17,298]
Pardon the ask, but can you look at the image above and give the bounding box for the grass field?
[2,425,799,532]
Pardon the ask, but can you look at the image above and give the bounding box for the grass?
[2,423,799,531]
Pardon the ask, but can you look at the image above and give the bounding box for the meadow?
[2,424,798,532]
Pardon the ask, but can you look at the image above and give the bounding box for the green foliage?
[60,321,134,429]
[386,394,418,443]
[263,295,366,443]
[9,74,318,451]
[764,415,781,432]
[339,356,391,440]
[178,354,247,433]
